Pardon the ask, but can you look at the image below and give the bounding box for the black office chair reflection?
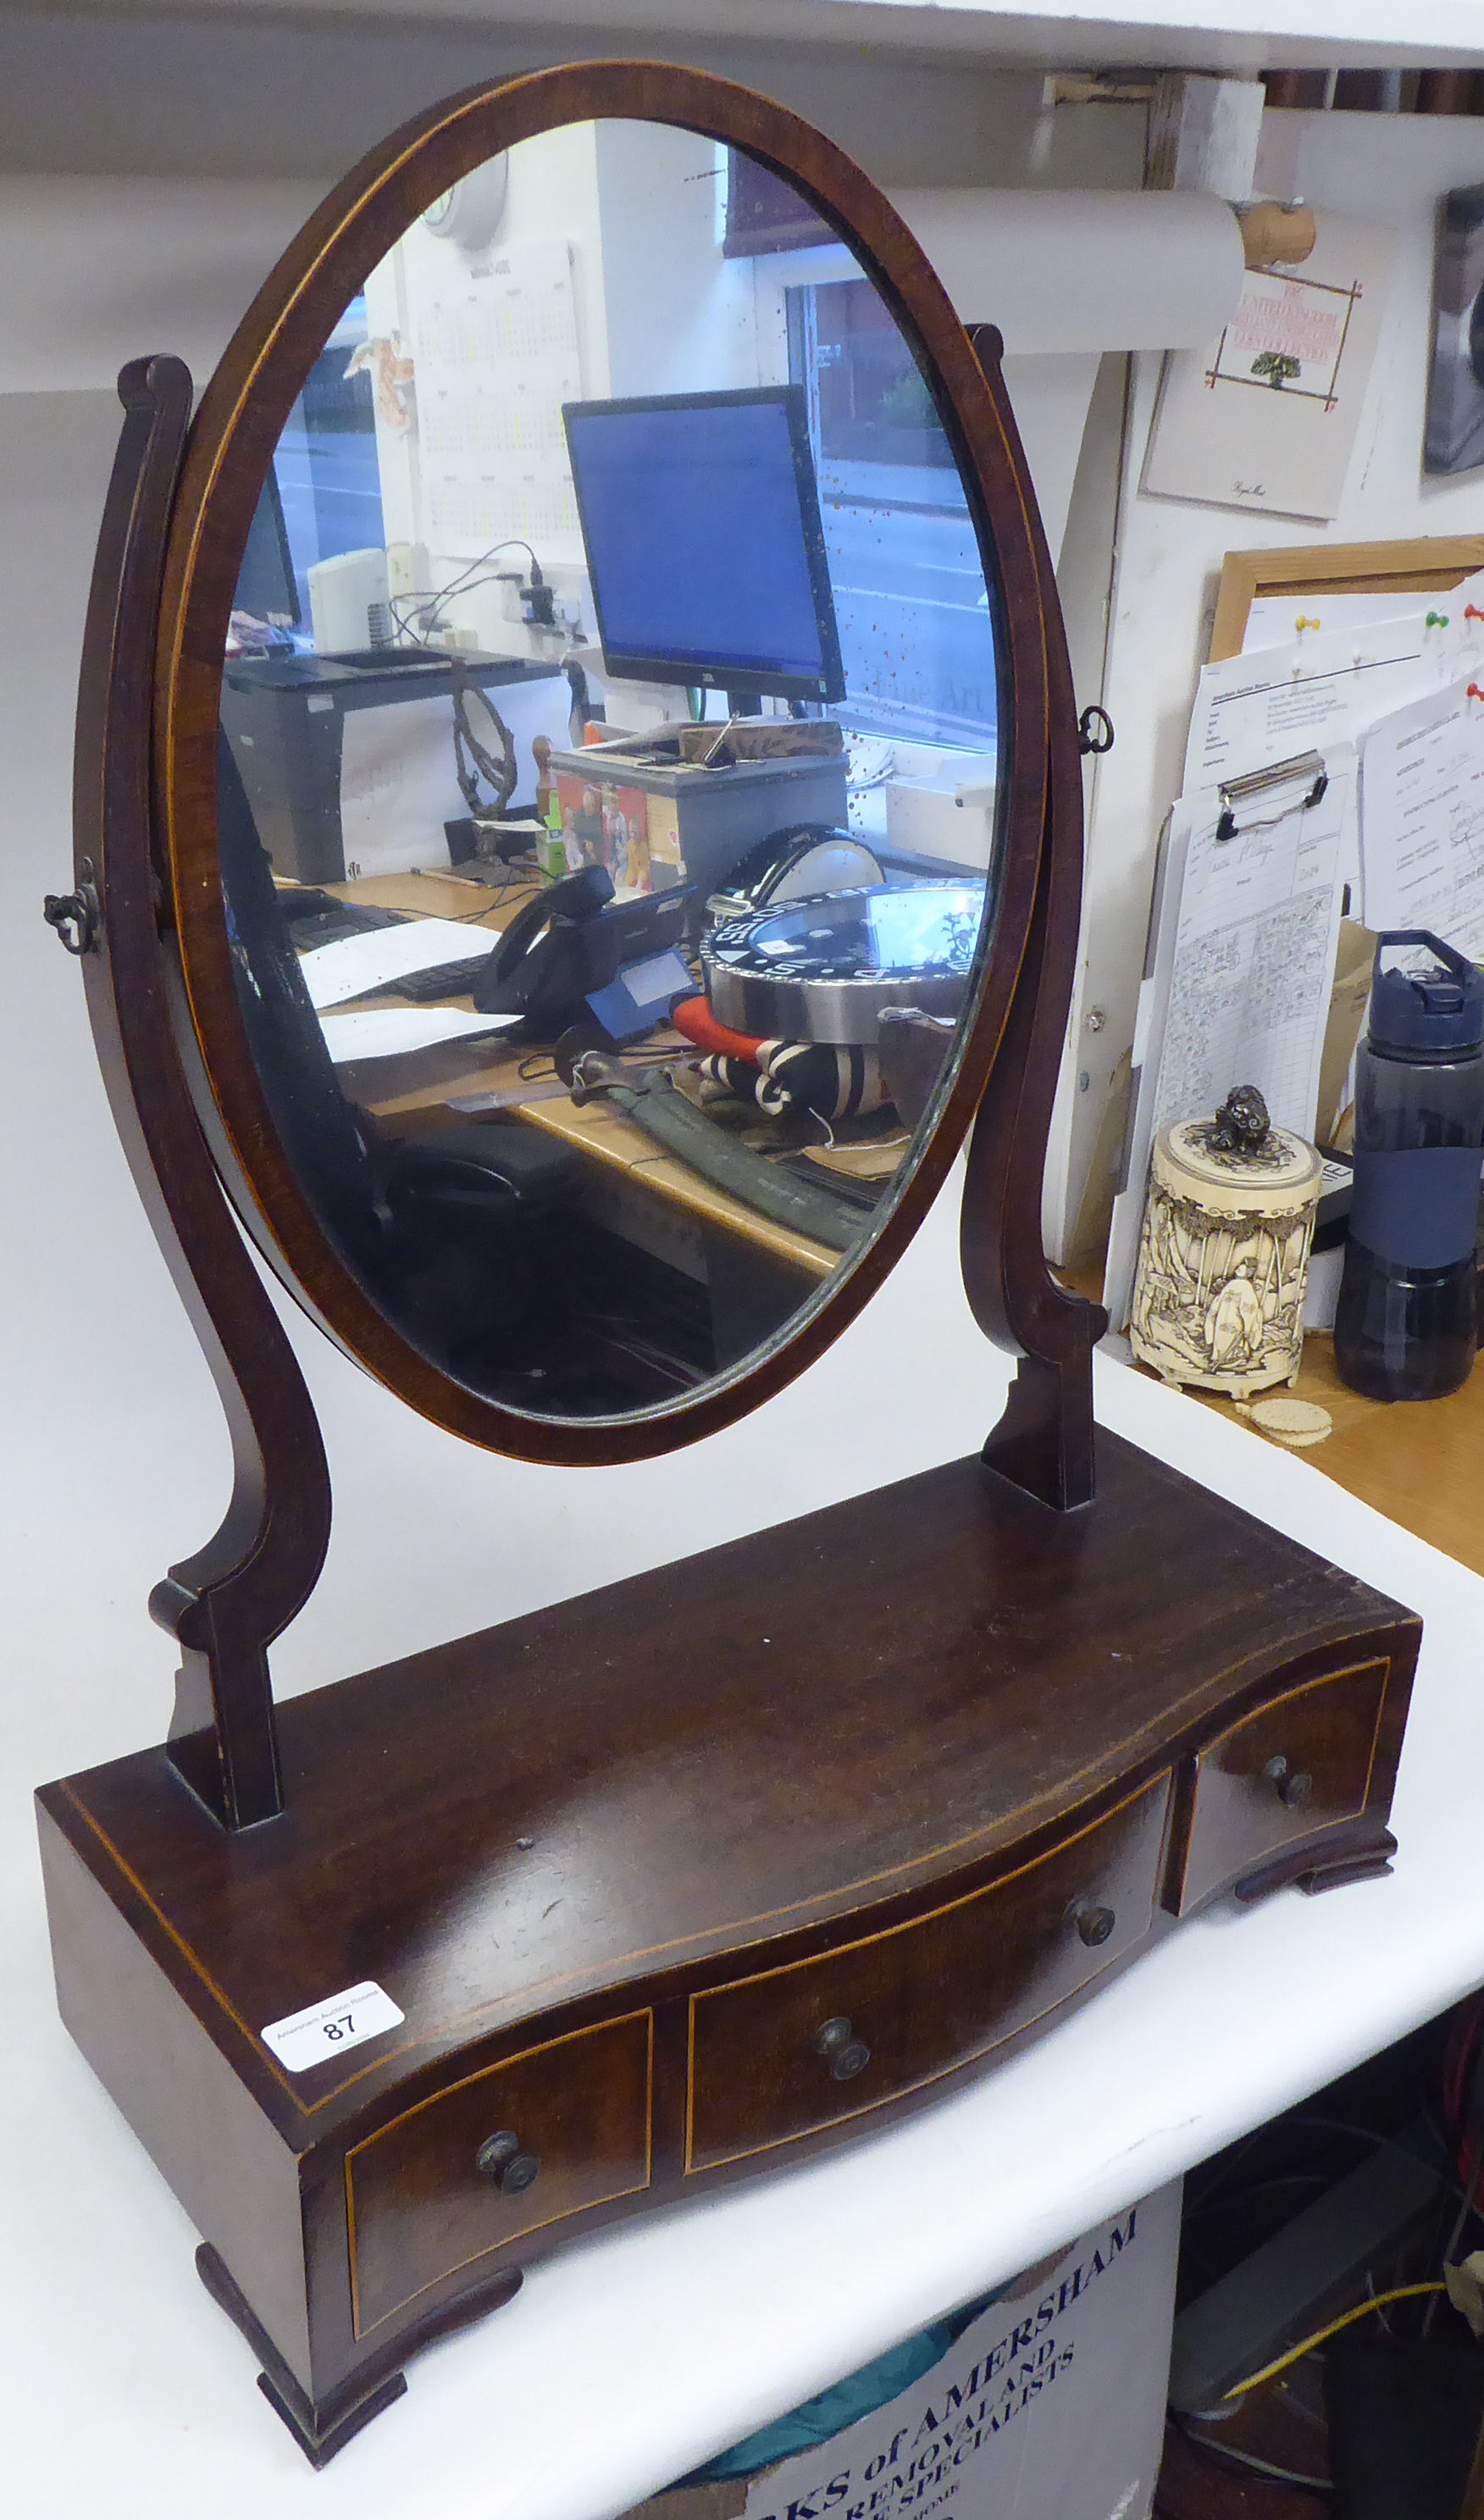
[215,736,621,1405]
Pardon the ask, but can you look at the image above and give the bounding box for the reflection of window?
[786,282,998,750]
[273,299,386,623]
[795,280,955,471]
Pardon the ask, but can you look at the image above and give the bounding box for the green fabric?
[679,2285,1009,2483]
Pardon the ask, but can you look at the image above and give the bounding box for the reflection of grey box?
[885,755,997,872]
[547,740,848,903]
[220,649,563,883]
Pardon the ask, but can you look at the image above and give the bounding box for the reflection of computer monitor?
[234,465,301,627]
[562,386,844,709]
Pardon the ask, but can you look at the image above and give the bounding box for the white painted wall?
[0,174,327,392]
[1053,107,1484,1272]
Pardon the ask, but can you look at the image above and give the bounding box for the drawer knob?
[1073,1902,1116,1948]
[475,2130,541,2195]
[1262,1755,1314,1809]
[812,2017,872,2081]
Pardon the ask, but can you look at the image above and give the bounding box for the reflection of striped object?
[700,1038,890,1122]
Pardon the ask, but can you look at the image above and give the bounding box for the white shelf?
[65,0,1484,75]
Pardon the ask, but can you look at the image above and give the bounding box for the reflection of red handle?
[1466,606,1484,623]
[672,996,765,1064]
[1470,684,1484,705]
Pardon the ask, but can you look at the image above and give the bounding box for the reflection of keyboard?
[383,951,496,1002]
[283,897,410,948]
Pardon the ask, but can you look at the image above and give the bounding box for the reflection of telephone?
[472,863,692,1039]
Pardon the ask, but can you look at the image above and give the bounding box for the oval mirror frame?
[154,60,1052,1466]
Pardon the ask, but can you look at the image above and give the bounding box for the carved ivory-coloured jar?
[1130,1113,1323,1398]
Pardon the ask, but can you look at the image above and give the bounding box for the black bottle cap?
[1370,931,1484,1055]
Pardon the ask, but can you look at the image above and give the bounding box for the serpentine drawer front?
[346,2013,653,2335]
[1178,1659,1391,1913]
[686,1775,1171,2173]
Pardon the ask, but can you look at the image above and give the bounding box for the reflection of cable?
[449,874,549,919]
[1425,2144,1484,2334]
[390,540,543,644]
[389,570,528,644]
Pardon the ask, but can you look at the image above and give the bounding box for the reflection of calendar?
[411,238,584,560]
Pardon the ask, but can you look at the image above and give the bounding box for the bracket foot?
[197,2244,406,2467]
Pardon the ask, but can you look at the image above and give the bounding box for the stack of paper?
[1105,580,1484,1327]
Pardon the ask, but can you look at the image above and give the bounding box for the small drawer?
[686,1775,1170,2174]
[1177,1659,1390,1913]
[346,2013,652,2334]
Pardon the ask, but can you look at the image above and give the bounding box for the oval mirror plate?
[159,69,1049,1459]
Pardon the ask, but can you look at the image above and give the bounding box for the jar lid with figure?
[1129,1086,1323,1398]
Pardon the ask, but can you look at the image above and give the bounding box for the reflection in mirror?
[217,120,1004,1421]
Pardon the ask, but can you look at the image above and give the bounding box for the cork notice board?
[1210,534,1484,662]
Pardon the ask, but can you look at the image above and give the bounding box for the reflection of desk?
[315,871,843,1284]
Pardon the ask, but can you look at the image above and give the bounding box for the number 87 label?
[261,1980,406,2073]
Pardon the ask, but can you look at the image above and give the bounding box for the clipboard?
[1105,745,1354,1330]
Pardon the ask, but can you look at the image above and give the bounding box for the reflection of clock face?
[420,157,509,256]
[703,881,988,1044]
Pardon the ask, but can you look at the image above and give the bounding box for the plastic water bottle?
[1334,931,1484,1401]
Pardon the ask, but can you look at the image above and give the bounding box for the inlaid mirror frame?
[146,59,1060,1469]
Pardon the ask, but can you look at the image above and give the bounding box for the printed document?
[1359,676,1484,960]
[1184,616,1448,796]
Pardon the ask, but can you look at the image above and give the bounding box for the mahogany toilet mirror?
[38,60,1420,2467]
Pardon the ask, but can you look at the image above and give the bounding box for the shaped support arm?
[65,356,332,1826]
[961,324,1108,1511]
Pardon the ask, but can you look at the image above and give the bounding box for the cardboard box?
[550,743,849,901]
[620,2185,1181,2520]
